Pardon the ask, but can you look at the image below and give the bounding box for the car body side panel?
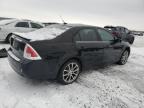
[75,41,104,68]
[101,41,124,64]
[28,41,76,77]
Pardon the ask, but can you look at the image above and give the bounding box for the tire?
[0,48,7,58]
[57,59,81,85]
[5,34,12,43]
[129,37,134,44]
[118,50,129,65]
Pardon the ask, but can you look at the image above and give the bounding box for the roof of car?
[104,26,116,28]
[46,23,94,28]
[104,25,127,29]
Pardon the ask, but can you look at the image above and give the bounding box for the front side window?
[30,22,43,29]
[97,29,114,41]
[74,29,98,41]
[15,22,29,28]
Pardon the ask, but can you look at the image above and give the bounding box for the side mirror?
[128,31,131,35]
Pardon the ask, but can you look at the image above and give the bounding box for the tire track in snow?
[76,71,144,108]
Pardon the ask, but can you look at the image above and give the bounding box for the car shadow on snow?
[6,64,117,90]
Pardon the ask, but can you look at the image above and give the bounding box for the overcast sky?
[0,0,144,30]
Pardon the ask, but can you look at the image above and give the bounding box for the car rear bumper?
[8,51,59,80]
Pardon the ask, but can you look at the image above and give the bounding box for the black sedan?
[8,24,130,84]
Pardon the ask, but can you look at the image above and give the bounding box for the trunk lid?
[9,34,29,60]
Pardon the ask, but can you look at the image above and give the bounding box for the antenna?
[59,15,67,24]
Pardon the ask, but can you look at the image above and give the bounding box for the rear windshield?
[17,24,71,41]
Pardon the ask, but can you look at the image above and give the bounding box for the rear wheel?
[57,60,81,85]
[118,50,129,65]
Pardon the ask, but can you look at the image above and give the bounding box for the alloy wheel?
[121,51,129,64]
[62,62,80,83]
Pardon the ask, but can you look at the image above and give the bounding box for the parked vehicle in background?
[131,31,144,36]
[104,26,135,44]
[8,24,130,84]
[0,19,44,42]
[43,22,59,26]
[0,17,12,21]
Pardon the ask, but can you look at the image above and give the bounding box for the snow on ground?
[0,42,9,50]
[0,36,144,108]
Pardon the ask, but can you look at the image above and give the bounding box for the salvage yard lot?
[0,37,144,108]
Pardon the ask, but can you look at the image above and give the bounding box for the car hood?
[13,26,70,41]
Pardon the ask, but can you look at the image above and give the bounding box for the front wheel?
[129,37,135,44]
[57,60,81,85]
[118,50,129,65]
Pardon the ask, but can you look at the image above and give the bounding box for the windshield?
[0,19,17,26]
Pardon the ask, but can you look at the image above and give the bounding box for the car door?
[15,21,33,33]
[97,28,123,64]
[74,28,104,68]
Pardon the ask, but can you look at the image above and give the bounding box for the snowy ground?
[0,37,144,108]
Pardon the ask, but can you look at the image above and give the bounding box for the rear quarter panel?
[30,41,80,74]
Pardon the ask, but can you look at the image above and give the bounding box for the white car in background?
[0,19,44,42]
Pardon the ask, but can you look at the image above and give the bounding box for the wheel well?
[69,57,82,68]
[57,57,82,78]
[63,57,82,70]
[6,33,13,40]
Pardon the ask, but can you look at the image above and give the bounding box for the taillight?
[24,44,41,60]
[112,32,119,37]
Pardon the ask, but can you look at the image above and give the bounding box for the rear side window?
[97,29,114,41]
[74,29,98,41]
[15,22,29,28]
[30,22,43,29]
